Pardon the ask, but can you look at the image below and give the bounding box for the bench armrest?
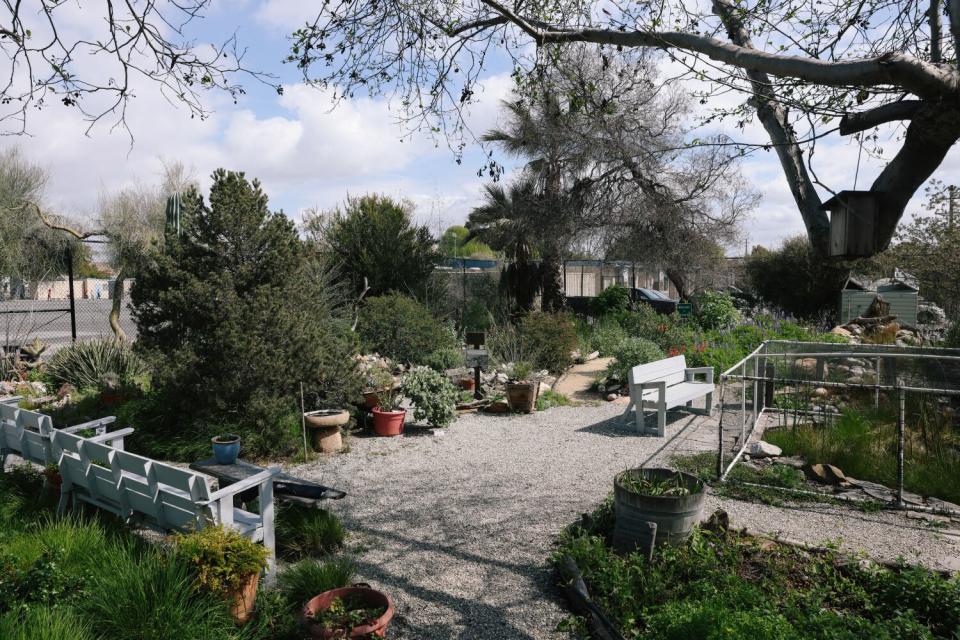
[62,417,117,436]
[637,380,667,404]
[202,467,281,504]
[87,427,135,450]
[685,367,714,384]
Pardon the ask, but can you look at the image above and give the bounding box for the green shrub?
[174,526,269,597]
[695,291,740,330]
[422,346,465,372]
[535,389,570,411]
[82,547,236,640]
[46,339,147,391]
[944,321,960,347]
[487,323,525,365]
[590,318,629,356]
[358,293,459,365]
[606,337,664,383]
[276,507,345,559]
[131,170,361,460]
[591,285,631,316]
[618,304,677,345]
[402,366,459,427]
[278,557,356,609]
[520,311,578,375]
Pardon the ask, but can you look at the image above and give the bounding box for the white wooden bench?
[52,429,279,580]
[1,398,130,472]
[621,355,714,436]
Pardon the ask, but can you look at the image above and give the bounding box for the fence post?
[896,382,905,507]
[66,247,77,343]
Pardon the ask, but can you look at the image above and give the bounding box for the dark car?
[630,288,678,315]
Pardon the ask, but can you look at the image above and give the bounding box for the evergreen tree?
[131,170,360,457]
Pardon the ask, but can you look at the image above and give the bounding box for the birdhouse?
[821,190,879,257]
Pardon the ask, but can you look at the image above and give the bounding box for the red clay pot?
[302,586,394,639]
[371,407,405,437]
[228,572,261,624]
[459,377,475,391]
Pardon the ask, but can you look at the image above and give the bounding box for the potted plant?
[505,361,539,413]
[612,467,706,554]
[371,386,405,437]
[211,433,241,464]
[402,367,458,428]
[175,526,270,625]
[302,585,394,639]
[43,463,62,491]
[362,368,397,409]
[303,409,351,453]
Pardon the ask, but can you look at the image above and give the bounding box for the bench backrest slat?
[629,355,687,387]
[2,405,54,466]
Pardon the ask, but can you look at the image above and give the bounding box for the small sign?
[465,331,485,347]
[677,303,693,318]
[465,348,489,368]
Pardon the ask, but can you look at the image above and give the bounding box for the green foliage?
[276,506,345,559]
[421,346,465,372]
[944,321,960,347]
[46,339,147,391]
[358,293,459,365]
[278,557,356,610]
[535,389,570,411]
[555,502,960,640]
[605,337,664,383]
[694,290,740,329]
[591,285,631,316]
[0,607,94,640]
[520,311,578,374]
[745,235,849,320]
[316,194,441,297]
[439,224,496,258]
[402,366,459,427]
[174,526,269,596]
[589,318,629,356]
[131,170,361,459]
[766,403,960,504]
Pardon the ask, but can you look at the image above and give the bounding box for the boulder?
[804,463,847,486]
[830,326,853,339]
[747,441,782,458]
[606,393,619,402]
[917,302,948,326]
[485,401,510,413]
[812,387,829,398]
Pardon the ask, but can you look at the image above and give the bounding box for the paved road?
[0,299,136,350]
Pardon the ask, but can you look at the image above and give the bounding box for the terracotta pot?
[44,469,62,491]
[371,407,405,437]
[100,391,127,407]
[302,586,394,639]
[362,387,392,409]
[459,377,475,391]
[228,572,261,624]
[506,381,540,413]
[304,410,350,453]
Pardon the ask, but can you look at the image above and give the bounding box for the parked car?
[630,288,678,314]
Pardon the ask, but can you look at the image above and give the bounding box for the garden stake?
[300,382,308,463]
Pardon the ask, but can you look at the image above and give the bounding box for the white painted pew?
[621,355,714,436]
[52,429,278,579]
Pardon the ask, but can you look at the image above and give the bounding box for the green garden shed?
[839,270,919,325]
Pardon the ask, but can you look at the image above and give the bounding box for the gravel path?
[290,404,960,639]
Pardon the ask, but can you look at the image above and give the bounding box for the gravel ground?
[290,403,960,640]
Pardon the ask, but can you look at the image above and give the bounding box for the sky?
[5,0,960,255]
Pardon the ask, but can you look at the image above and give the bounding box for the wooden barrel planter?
[506,381,539,413]
[612,468,705,554]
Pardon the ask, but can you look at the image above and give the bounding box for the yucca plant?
[46,339,147,390]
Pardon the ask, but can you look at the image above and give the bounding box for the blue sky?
[8,0,960,254]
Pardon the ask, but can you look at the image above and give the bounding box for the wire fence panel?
[717,340,960,514]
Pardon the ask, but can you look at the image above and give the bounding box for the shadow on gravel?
[576,410,693,438]
[353,553,551,640]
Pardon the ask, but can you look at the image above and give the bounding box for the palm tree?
[466,179,542,314]
[482,97,582,311]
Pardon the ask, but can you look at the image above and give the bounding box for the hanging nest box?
[821,190,880,258]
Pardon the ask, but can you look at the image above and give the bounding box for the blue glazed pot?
[211,434,241,465]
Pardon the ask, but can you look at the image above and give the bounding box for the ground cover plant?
[556,499,960,639]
